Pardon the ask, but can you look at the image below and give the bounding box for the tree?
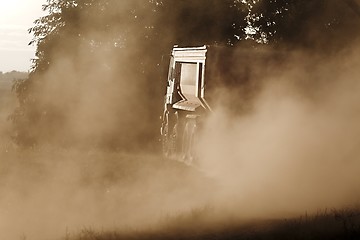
[243,0,360,52]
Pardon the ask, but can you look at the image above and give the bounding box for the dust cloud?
[2,41,360,240]
[197,43,360,219]
[0,2,197,240]
[1,1,360,239]
[12,0,163,149]
[0,149,217,240]
[0,77,17,150]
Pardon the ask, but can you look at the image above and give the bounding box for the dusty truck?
[160,44,285,163]
[160,45,212,163]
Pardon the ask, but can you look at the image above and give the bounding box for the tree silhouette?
[244,0,360,51]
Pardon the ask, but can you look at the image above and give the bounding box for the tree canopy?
[243,0,360,50]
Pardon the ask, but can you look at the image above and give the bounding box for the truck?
[160,44,286,164]
[160,45,211,164]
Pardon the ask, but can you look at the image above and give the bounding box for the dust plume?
[1,2,199,239]
[0,150,217,240]
[0,75,17,149]
[197,43,360,218]
[12,0,165,149]
[2,1,360,239]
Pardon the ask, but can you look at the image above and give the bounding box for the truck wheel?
[181,118,197,164]
[169,123,178,158]
[162,111,178,158]
[161,121,170,157]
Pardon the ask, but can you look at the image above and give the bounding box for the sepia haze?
[1,43,360,240]
[197,44,360,218]
[1,1,360,240]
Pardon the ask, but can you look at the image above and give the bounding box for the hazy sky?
[0,0,45,72]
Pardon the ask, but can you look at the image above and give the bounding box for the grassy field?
[1,148,360,240]
[69,208,360,240]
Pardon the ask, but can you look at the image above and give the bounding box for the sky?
[0,0,46,72]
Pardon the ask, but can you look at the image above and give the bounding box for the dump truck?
[160,44,286,163]
[160,45,211,163]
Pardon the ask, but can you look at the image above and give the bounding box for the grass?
[66,207,360,240]
[1,148,360,240]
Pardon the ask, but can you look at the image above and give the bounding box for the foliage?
[243,0,360,50]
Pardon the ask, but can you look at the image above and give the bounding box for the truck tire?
[162,110,178,158]
[161,121,170,157]
[181,118,197,164]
